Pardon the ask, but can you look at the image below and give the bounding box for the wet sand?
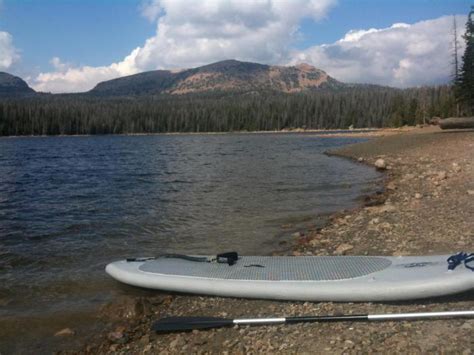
[56,126,474,353]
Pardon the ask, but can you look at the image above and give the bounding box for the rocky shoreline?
[60,126,473,354]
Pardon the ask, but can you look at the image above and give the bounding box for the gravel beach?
[63,126,474,354]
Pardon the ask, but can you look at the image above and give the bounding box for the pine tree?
[457,6,474,113]
[453,15,460,83]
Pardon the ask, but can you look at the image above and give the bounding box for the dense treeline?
[0,85,457,136]
[455,7,474,113]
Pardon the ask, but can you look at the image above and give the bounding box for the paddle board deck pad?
[105,253,474,301]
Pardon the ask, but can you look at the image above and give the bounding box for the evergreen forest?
[0,85,457,136]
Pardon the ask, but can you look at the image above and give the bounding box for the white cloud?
[290,16,466,88]
[32,49,142,93]
[140,0,163,22]
[31,0,337,93]
[30,2,463,93]
[0,0,20,72]
[0,31,19,71]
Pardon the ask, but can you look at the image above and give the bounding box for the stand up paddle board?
[106,252,474,301]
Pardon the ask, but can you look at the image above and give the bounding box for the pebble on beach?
[334,243,354,255]
[452,162,462,173]
[54,328,75,337]
[374,159,386,170]
[386,182,397,190]
[437,171,447,180]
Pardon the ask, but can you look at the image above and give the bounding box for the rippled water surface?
[0,133,382,352]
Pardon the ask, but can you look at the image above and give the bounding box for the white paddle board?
[106,253,474,301]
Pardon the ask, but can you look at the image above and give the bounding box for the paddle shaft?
[235,314,368,326]
[153,310,474,332]
[235,310,474,326]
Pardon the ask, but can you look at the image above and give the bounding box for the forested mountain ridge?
[89,60,344,96]
[0,60,459,136]
[0,72,36,97]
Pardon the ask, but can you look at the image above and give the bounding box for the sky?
[0,0,471,93]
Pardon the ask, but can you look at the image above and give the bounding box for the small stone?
[139,334,150,345]
[335,243,353,255]
[414,193,422,199]
[379,222,392,230]
[107,326,127,343]
[452,162,461,173]
[386,182,397,190]
[169,336,185,349]
[467,190,474,196]
[369,217,380,224]
[309,239,320,247]
[109,344,119,352]
[54,328,75,337]
[100,296,153,321]
[291,232,302,238]
[374,159,386,170]
[366,204,396,214]
[363,194,386,207]
[144,344,152,352]
[437,171,447,180]
[358,157,364,162]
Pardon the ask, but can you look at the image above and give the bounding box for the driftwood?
[439,117,474,130]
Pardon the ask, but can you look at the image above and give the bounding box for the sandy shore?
[62,126,473,354]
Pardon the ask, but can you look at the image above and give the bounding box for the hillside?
[0,60,457,136]
[89,60,344,96]
[0,72,36,96]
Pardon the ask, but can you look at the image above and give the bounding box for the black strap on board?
[127,252,239,266]
[216,252,239,266]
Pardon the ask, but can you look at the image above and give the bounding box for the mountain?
[89,60,344,96]
[0,72,36,96]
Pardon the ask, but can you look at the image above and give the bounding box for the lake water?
[0,133,382,352]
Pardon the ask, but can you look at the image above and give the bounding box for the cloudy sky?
[0,0,470,93]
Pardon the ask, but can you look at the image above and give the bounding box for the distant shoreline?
[0,126,416,139]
